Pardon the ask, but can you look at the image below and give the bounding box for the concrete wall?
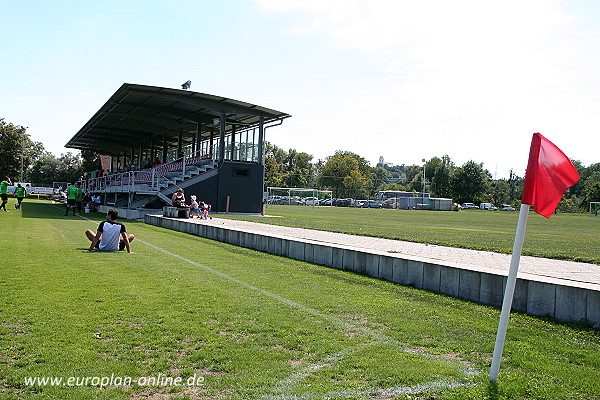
[98,205,159,220]
[185,161,263,214]
[144,215,600,329]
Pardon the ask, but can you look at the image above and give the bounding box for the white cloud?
[253,0,595,176]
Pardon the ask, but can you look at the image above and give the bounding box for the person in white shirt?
[86,209,135,253]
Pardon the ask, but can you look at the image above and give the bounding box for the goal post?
[590,202,600,216]
[52,182,70,195]
[267,187,333,206]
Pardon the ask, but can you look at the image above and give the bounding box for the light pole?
[20,126,28,183]
[422,158,426,206]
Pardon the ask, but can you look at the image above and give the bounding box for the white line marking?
[263,344,365,398]
[136,235,479,378]
[258,379,473,400]
[52,204,480,394]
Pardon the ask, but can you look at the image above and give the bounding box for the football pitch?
[1,199,598,400]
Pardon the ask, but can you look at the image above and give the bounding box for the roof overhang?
[66,83,291,155]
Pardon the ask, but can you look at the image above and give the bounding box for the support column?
[210,128,214,158]
[177,130,183,158]
[150,139,155,163]
[130,147,135,170]
[139,143,144,169]
[219,113,226,163]
[252,128,256,162]
[162,135,168,163]
[258,116,265,165]
[231,125,237,161]
[195,123,201,155]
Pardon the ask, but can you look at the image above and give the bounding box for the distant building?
[378,156,394,168]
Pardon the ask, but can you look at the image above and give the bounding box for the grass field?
[217,205,600,264]
[1,199,599,400]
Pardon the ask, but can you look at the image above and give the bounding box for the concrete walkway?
[201,216,600,290]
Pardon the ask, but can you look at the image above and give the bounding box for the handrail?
[79,140,260,196]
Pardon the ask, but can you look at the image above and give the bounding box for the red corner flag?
[522,132,579,218]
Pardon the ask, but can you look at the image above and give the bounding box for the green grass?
[217,205,600,263]
[0,199,599,399]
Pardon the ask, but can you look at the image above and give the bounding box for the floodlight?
[181,80,191,90]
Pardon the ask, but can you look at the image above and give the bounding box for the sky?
[1,0,599,179]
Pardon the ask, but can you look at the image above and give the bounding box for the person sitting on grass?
[86,209,135,253]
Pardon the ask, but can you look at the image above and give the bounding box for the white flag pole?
[489,203,530,382]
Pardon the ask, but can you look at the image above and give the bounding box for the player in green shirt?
[1,176,12,212]
[75,183,84,215]
[14,183,27,210]
[64,183,78,216]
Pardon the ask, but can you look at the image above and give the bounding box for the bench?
[163,206,189,218]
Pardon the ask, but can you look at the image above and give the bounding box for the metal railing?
[80,140,261,195]
[82,150,217,194]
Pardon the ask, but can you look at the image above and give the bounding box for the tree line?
[2,118,599,210]
[265,143,600,211]
[0,118,97,185]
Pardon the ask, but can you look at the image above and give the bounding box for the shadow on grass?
[77,247,130,255]
[486,381,501,400]
[21,201,103,220]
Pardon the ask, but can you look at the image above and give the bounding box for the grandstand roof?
[66,83,291,155]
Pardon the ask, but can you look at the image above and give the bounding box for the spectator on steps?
[172,188,186,207]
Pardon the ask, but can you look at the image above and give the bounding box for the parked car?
[480,202,497,210]
[361,200,382,208]
[333,198,353,207]
[354,200,367,208]
[304,197,319,206]
[268,196,285,205]
[461,203,478,209]
[382,198,400,209]
[319,198,333,206]
[500,204,516,211]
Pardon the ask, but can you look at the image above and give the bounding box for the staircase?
[127,158,219,209]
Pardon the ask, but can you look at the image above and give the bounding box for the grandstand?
[66,83,290,218]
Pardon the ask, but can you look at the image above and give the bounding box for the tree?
[581,181,600,209]
[343,169,371,199]
[488,179,510,206]
[264,143,315,189]
[404,165,422,185]
[283,148,314,187]
[371,166,391,193]
[451,161,491,203]
[81,150,100,173]
[29,152,83,184]
[0,118,44,181]
[382,163,406,179]
[568,159,587,198]
[319,151,372,197]
[264,143,287,188]
[427,155,454,198]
